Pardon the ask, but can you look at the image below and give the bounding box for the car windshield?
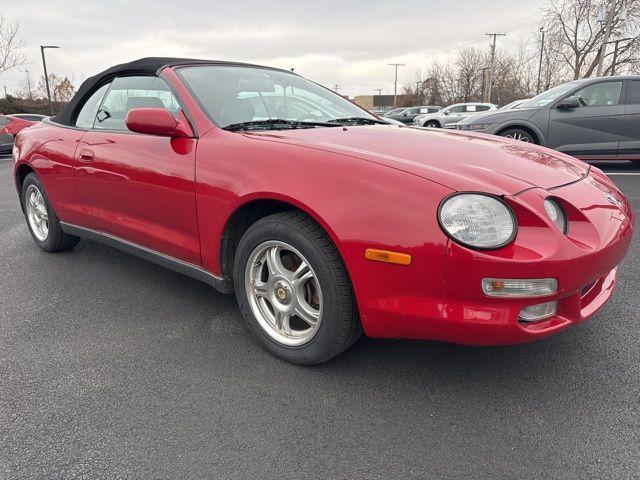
[384,108,406,117]
[519,82,581,109]
[178,65,376,130]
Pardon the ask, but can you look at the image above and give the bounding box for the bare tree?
[543,0,640,79]
[16,69,35,100]
[37,74,76,103]
[0,13,25,75]
[53,76,75,102]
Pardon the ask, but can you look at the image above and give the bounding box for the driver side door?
[548,80,624,159]
[73,75,201,264]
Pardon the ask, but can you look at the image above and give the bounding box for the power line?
[418,12,538,63]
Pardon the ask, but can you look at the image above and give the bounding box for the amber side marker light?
[365,248,412,266]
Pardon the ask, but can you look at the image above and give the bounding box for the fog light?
[482,278,557,297]
[518,301,557,322]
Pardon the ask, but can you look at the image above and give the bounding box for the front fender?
[195,130,453,338]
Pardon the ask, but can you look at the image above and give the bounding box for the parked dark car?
[385,105,441,124]
[0,116,12,153]
[455,76,640,161]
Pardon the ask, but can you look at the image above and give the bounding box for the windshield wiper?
[223,119,340,131]
[326,117,387,126]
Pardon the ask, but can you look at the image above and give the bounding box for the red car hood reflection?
[246,126,588,195]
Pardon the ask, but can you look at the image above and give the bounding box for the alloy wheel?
[25,184,49,241]
[245,240,323,347]
[504,132,531,142]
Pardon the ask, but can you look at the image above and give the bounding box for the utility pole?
[415,81,422,104]
[387,63,405,107]
[596,0,618,77]
[536,28,546,94]
[333,84,340,93]
[479,67,489,101]
[484,33,505,103]
[40,45,60,116]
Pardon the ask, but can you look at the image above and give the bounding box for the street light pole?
[40,45,60,116]
[387,63,405,107]
[536,28,545,94]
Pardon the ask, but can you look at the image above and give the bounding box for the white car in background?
[413,102,497,128]
[445,99,528,130]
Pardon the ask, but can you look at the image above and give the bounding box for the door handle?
[79,148,95,161]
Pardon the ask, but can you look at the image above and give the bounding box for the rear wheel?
[424,120,440,128]
[233,211,361,365]
[21,173,80,252]
[499,128,537,143]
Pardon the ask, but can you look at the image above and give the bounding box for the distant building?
[353,94,413,112]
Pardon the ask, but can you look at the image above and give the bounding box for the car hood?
[245,125,588,195]
[457,107,539,125]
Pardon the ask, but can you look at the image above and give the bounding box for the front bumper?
[362,170,634,345]
[440,175,634,345]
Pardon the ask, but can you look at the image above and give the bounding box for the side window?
[408,108,420,115]
[567,81,622,107]
[75,83,111,129]
[627,81,640,105]
[448,105,464,113]
[464,105,478,113]
[94,76,181,131]
[476,105,491,112]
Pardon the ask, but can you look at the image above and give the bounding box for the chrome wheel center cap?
[274,281,292,304]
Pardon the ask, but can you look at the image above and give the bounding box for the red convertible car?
[13,58,634,364]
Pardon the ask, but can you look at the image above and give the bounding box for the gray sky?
[1,0,546,97]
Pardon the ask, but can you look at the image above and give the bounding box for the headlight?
[543,198,567,233]
[460,123,492,131]
[438,193,517,249]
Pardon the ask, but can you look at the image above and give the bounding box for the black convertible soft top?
[51,57,277,126]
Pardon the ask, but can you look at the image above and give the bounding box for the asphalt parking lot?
[0,152,638,479]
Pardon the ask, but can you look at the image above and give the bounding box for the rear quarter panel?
[14,122,87,225]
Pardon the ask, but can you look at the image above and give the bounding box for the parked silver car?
[413,102,497,128]
[454,76,640,161]
[385,105,442,124]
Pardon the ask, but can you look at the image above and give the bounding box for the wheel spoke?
[292,261,311,282]
[274,310,292,335]
[294,304,319,326]
[265,246,288,278]
[252,281,268,298]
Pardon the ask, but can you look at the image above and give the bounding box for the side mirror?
[443,111,450,116]
[125,108,192,138]
[556,98,581,110]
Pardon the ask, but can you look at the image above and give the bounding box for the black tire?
[499,128,537,144]
[424,120,440,128]
[233,211,361,365]
[21,172,80,252]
